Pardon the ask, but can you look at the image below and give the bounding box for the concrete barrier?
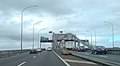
[0,49,30,59]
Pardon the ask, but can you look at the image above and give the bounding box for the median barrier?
[0,49,30,59]
[70,51,120,66]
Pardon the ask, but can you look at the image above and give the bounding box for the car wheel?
[91,52,93,54]
[95,51,97,54]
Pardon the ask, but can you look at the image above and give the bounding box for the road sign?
[61,40,65,44]
[41,36,49,40]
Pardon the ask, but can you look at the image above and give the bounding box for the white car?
[47,47,52,51]
[36,48,42,52]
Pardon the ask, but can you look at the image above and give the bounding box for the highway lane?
[0,51,67,66]
[0,52,34,66]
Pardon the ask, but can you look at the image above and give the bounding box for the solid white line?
[33,56,36,58]
[64,59,97,65]
[17,62,26,66]
[98,55,108,58]
[52,50,71,66]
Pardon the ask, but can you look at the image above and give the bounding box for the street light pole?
[90,29,96,46]
[38,30,41,49]
[21,5,37,50]
[104,21,114,48]
[38,28,46,48]
[33,21,42,49]
[87,31,92,46]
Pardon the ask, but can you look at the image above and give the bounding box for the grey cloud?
[0,0,120,49]
[0,20,33,42]
[0,0,73,16]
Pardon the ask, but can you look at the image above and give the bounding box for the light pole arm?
[21,5,37,14]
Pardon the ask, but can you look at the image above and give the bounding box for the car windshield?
[96,46,105,49]
[48,47,51,49]
[92,46,105,49]
[79,46,84,48]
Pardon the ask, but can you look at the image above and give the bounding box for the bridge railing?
[84,48,120,55]
[107,48,120,55]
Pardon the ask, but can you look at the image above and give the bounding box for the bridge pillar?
[78,41,80,47]
[52,33,55,49]
[74,41,76,47]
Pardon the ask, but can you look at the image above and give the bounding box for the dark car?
[72,47,79,51]
[77,46,85,52]
[91,46,107,54]
[41,48,46,50]
[29,49,38,54]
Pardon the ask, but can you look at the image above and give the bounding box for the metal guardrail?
[78,48,120,55]
[107,48,120,55]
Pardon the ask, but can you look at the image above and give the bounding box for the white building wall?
[65,41,74,48]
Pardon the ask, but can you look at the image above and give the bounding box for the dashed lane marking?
[17,62,26,66]
[33,56,36,58]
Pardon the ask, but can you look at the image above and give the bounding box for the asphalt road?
[0,51,66,66]
[54,49,103,66]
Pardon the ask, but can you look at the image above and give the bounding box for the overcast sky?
[0,0,120,50]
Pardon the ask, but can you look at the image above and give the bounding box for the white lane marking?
[53,50,71,66]
[33,56,36,58]
[17,62,26,66]
[98,55,108,58]
[64,59,97,65]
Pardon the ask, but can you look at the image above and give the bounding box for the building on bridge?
[40,33,90,49]
[51,33,89,50]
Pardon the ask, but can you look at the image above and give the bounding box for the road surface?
[54,49,103,66]
[0,51,66,66]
